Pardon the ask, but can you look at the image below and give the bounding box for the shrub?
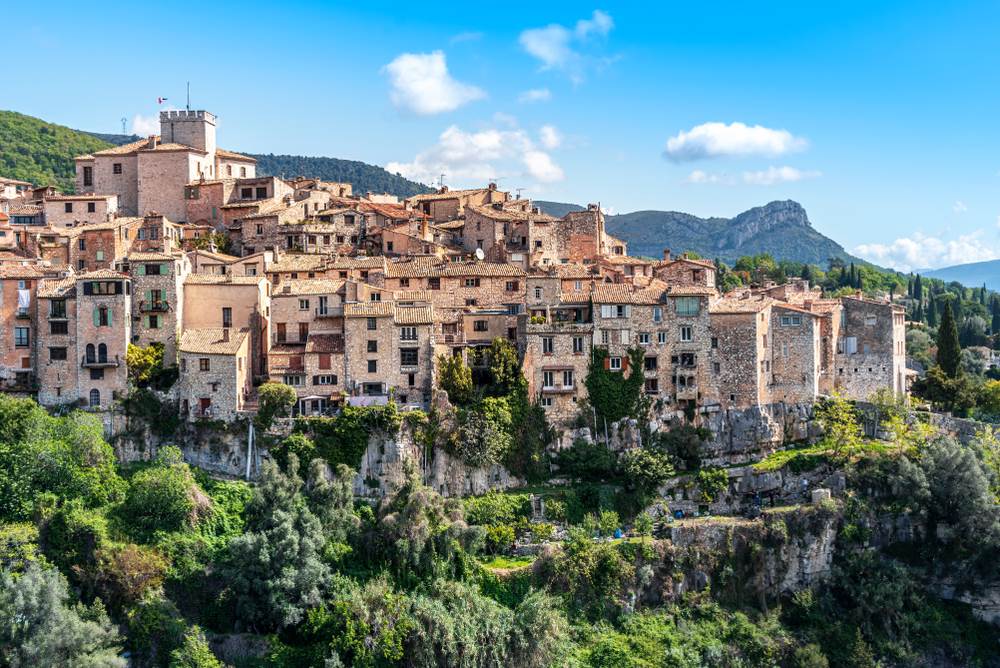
[121,448,208,538]
[696,467,729,503]
[256,382,297,430]
[484,524,516,553]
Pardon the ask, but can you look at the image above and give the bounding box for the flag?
[157,97,168,104]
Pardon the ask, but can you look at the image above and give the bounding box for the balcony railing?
[82,354,120,368]
[676,386,698,400]
[139,300,170,312]
[15,309,30,319]
[48,311,68,321]
[441,333,466,345]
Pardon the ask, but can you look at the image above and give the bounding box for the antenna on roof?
[120,117,127,135]
[515,188,524,200]
[186,82,191,111]
[437,174,446,188]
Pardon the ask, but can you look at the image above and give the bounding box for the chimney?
[439,185,449,194]
[488,182,497,191]
[147,135,157,150]
[420,217,429,239]
[662,249,671,262]
[221,328,230,342]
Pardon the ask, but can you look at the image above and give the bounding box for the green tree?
[126,342,165,387]
[584,346,647,424]
[486,337,526,397]
[255,381,298,430]
[168,626,223,668]
[937,301,962,377]
[223,455,330,630]
[0,564,125,667]
[815,393,862,458]
[438,353,474,405]
[121,446,207,537]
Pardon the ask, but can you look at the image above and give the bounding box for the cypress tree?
[914,274,923,302]
[992,296,1000,335]
[982,284,988,306]
[927,292,938,327]
[907,276,914,299]
[937,301,962,378]
[914,301,924,323]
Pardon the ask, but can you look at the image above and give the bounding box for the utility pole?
[186,81,191,111]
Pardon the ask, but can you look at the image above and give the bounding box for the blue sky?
[4,1,1000,271]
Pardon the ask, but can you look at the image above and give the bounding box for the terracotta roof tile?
[184,274,264,285]
[216,148,256,163]
[394,305,433,324]
[344,301,394,317]
[180,327,249,355]
[305,334,344,354]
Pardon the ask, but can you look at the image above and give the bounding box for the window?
[113,163,122,175]
[573,336,584,354]
[609,356,622,371]
[865,315,877,326]
[96,250,104,262]
[679,352,696,367]
[844,336,858,354]
[371,293,381,302]
[644,356,657,371]
[49,347,67,361]
[90,368,104,380]
[534,287,542,299]
[680,326,692,342]
[147,314,160,329]
[222,307,232,328]
[367,317,377,331]
[599,304,631,319]
[542,371,554,388]
[89,389,101,407]
[541,396,553,407]
[542,337,554,354]
[399,278,410,288]
[400,348,419,366]
[601,330,609,345]
[675,297,700,316]
[241,187,253,198]
[255,224,263,236]
[87,202,96,213]
[653,306,662,322]
[367,340,378,353]
[50,299,66,317]
[299,323,309,341]
[367,359,378,373]
[711,337,718,349]
[256,187,267,199]
[645,378,659,394]
[313,375,338,385]
[429,277,441,290]
[299,299,310,310]
[714,362,721,374]
[638,332,650,345]
[64,202,73,213]
[779,315,802,326]
[505,280,519,292]
[400,326,417,341]
[50,321,68,335]
[78,238,86,251]
[385,241,394,252]
[464,278,481,288]
[199,358,210,372]
[240,167,247,177]
[83,166,93,187]
[474,320,489,332]
[563,370,574,388]
[284,375,304,386]
[658,332,667,345]
[408,373,416,387]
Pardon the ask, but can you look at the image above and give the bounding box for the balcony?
[15,309,30,320]
[441,332,466,345]
[139,300,170,312]
[47,310,68,321]
[82,354,120,368]
[193,406,215,419]
[314,306,344,318]
[676,386,698,400]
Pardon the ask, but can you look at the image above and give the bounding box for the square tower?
[159,110,217,155]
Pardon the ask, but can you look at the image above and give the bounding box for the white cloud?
[682,165,819,186]
[684,169,728,184]
[383,51,485,115]
[664,122,808,162]
[386,121,565,186]
[953,200,968,213]
[519,10,614,82]
[854,231,1000,272]
[131,114,159,136]
[539,125,562,149]
[741,166,821,185]
[518,88,552,103]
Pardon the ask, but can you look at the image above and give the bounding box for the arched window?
[97,343,107,363]
[85,343,95,363]
[89,389,100,407]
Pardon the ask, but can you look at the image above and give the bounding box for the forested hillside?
[0,111,113,191]
[250,153,432,198]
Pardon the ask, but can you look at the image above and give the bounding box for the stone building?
[405,184,508,223]
[43,194,118,228]
[833,296,907,397]
[0,264,51,394]
[182,274,270,378]
[121,250,191,362]
[34,269,133,410]
[177,327,252,421]
[343,301,435,407]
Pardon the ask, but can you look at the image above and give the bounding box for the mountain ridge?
[538,199,860,266]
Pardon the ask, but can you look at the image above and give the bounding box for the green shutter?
[92,307,100,327]
[135,264,145,276]
[145,290,152,304]
[107,307,113,326]
[144,315,150,328]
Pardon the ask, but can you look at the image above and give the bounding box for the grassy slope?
[0,111,113,192]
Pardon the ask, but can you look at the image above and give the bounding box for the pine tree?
[937,301,962,378]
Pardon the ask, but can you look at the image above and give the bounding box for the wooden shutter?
[136,264,145,276]
[107,307,113,325]
[92,307,100,327]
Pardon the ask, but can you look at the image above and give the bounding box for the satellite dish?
[474,248,485,261]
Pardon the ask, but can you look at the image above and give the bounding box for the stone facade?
[177,327,252,421]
